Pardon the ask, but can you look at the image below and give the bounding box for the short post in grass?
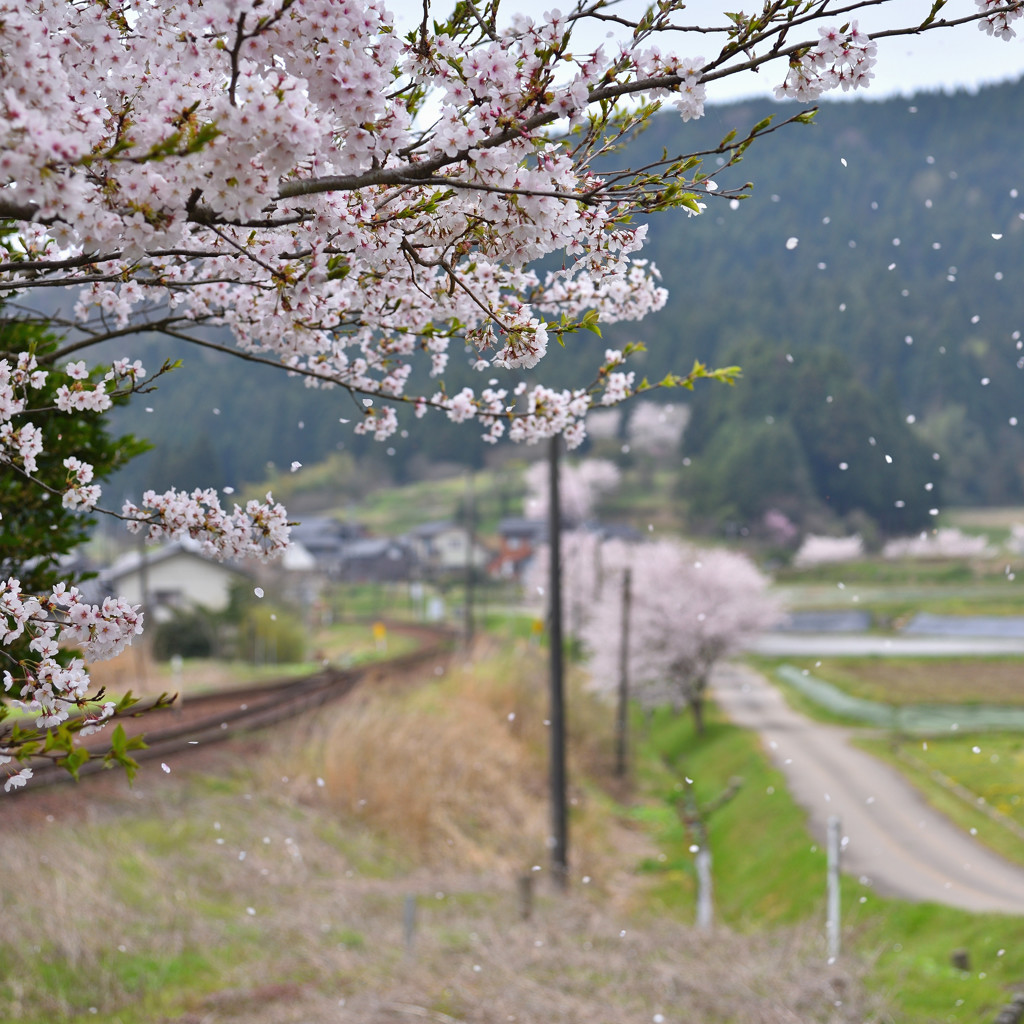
[403,894,417,956]
[826,816,841,962]
[695,845,713,930]
[517,874,534,921]
[677,777,713,930]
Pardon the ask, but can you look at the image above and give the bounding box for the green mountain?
[595,79,1024,517]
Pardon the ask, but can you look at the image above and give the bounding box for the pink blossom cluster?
[0,2,1016,444]
[578,539,780,712]
[61,456,100,512]
[6,1,989,444]
[775,22,878,101]
[626,401,690,456]
[1,345,287,783]
[0,577,138,787]
[525,528,612,639]
[793,533,865,567]
[1,353,147,502]
[523,458,621,525]
[122,489,290,562]
[508,385,591,449]
[882,528,993,560]
[0,352,49,473]
[0,0,684,440]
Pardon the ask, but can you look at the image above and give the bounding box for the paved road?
[711,662,1024,913]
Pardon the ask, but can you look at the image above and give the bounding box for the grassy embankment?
[8,635,1024,1023]
[3,641,873,1024]
[637,698,1024,1023]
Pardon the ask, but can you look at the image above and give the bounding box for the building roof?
[341,537,414,560]
[407,520,459,538]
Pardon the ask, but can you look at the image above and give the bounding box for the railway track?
[14,622,458,791]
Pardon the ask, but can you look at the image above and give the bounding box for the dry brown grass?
[294,642,589,873]
[0,641,882,1024]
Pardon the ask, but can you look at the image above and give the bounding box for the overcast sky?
[388,0,1024,102]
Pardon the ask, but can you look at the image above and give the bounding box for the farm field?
[756,655,1024,706]
[747,649,1024,880]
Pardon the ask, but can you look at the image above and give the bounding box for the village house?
[405,520,491,580]
[101,539,252,621]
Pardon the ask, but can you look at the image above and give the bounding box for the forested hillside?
[107,79,1024,526]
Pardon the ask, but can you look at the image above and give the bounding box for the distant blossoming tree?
[626,401,690,457]
[882,528,993,560]
[1,0,1020,785]
[793,533,865,568]
[581,540,780,733]
[524,458,621,526]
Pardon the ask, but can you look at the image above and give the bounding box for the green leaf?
[59,746,90,781]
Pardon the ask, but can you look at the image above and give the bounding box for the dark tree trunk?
[689,693,705,735]
[689,674,709,735]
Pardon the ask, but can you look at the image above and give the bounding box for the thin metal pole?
[548,436,568,889]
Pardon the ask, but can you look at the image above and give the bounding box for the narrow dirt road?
[712,662,1024,913]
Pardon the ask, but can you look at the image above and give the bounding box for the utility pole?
[463,470,476,645]
[615,567,632,778]
[548,435,568,889]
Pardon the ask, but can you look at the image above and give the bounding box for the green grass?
[633,705,832,927]
[630,702,1024,1022]
[776,583,1024,620]
[8,947,219,1024]
[777,558,981,586]
[331,467,523,536]
[849,900,1024,1024]
[857,733,1024,869]
[313,619,419,664]
[326,581,429,621]
[481,607,544,644]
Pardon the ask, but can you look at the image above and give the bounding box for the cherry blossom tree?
[525,528,627,642]
[581,540,780,733]
[1,0,1021,786]
[793,533,865,568]
[626,401,690,457]
[524,458,621,526]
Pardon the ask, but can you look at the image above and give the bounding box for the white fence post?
[826,816,841,962]
[695,846,713,930]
